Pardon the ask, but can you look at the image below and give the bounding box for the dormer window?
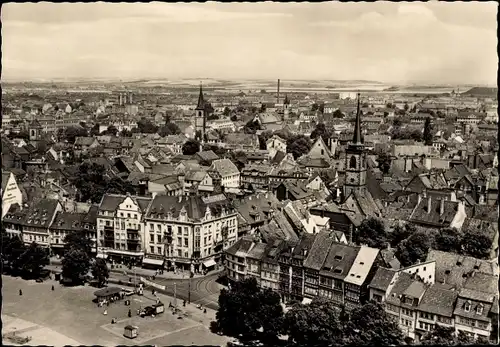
[464,300,471,312]
[476,303,484,315]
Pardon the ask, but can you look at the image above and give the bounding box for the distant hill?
[462,87,498,97]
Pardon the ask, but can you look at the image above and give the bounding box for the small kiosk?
[94,287,122,304]
[123,325,139,339]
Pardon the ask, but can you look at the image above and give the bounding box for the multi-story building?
[96,194,152,265]
[144,194,238,273]
[210,159,240,190]
[20,199,63,247]
[48,211,87,256]
[226,237,255,282]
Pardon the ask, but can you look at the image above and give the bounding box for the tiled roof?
[50,211,86,231]
[453,298,493,322]
[226,237,254,257]
[418,283,458,317]
[2,171,12,193]
[409,198,460,227]
[146,195,234,221]
[426,249,498,289]
[385,272,414,306]
[211,159,239,177]
[303,231,336,271]
[196,150,219,162]
[369,267,397,291]
[246,242,267,260]
[22,198,61,228]
[344,245,379,286]
[320,242,359,279]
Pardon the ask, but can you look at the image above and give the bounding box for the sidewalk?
[48,257,223,281]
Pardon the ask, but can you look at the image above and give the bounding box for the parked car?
[35,278,44,283]
[121,288,135,296]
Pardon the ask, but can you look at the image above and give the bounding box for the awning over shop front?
[202,259,216,268]
[302,298,312,305]
[142,258,164,266]
[96,254,108,259]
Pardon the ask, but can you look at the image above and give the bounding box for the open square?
[2,275,229,346]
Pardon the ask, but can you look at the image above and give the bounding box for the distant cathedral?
[195,83,208,143]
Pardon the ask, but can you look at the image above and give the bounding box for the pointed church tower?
[195,83,206,143]
[283,94,290,121]
[343,93,367,199]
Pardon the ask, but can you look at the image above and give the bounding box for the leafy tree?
[230,114,238,122]
[396,230,433,267]
[260,103,267,112]
[423,117,433,145]
[435,228,462,253]
[420,324,457,345]
[227,150,248,171]
[137,118,159,134]
[311,103,319,112]
[258,130,274,150]
[310,123,331,144]
[287,135,311,160]
[17,242,49,279]
[63,126,88,144]
[283,298,343,347]
[62,248,90,286]
[158,122,181,137]
[215,278,282,341]
[377,152,392,175]
[120,129,133,137]
[343,302,405,346]
[461,229,492,259]
[92,258,110,287]
[64,231,93,256]
[203,144,227,157]
[404,103,409,112]
[105,125,118,136]
[389,223,415,247]
[333,109,345,118]
[90,123,101,136]
[243,120,261,134]
[207,114,219,121]
[182,139,200,155]
[1,233,27,272]
[354,218,388,249]
[392,118,403,127]
[223,107,231,117]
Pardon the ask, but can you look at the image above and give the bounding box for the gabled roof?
[344,245,379,286]
[211,159,239,177]
[418,283,458,317]
[303,231,336,271]
[369,267,397,291]
[50,211,86,231]
[320,242,359,279]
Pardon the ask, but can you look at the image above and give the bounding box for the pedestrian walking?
[19,289,22,296]
[51,285,54,291]
[204,308,207,314]
[128,309,132,318]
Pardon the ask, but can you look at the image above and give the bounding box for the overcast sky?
[1,2,498,85]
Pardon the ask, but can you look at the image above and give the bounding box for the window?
[477,303,484,315]
[349,156,357,168]
[157,246,161,254]
[178,226,182,234]
[127,213,131,218]
[177,249,182,257]
[464,301,471,312]
[184,238,188,247]
[150,246,154,253]
[177,237,182,247]
[157,235,161,243]
[150,234,154,242]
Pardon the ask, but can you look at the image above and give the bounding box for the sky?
[1,2,498,85]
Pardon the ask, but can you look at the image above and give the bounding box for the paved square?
[2,275,230,346]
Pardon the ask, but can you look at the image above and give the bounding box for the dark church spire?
[196,82,205,110]
[284,94,290,105]
[352,93,363,145]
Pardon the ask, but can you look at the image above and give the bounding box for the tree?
[207,114,219,121]
[343,302,405,346]
[90,123,101,136]
[62,248,90,286]
[158,122,181,137]
[404,103,409,112]
[64,231,93,256]
[243,120,261,134]
[92,258,110,287]
[287,135,311,160]
[435,228,462,253]
[1,233,28,274]
[63,126,88,143]
[310,123,331,144]
[423,117,433,145]
[16,242,49,279]
[105,125,118,136]
[223,107,231,117]
[258,130,274,150]
[227,150,248,171]
[137,118,158,133]
[396,230,433,267]
[389,223,415,247]
[120,129,133,137]
[215,278,280,341]
[283,298,344,347]
[420,324,456,345]
[377,152,392,175]
[230,114,238,122]
[182,139,200,155]
[333,109,345,118]
[461,229,492,259]
[392,118,403,127]
[311,103,319,112]
[354,218,388,249]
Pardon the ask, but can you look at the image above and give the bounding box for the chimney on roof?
[427,196,432,214]
[439,198,445,215]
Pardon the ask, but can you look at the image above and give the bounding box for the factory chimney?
[277,79,280,105]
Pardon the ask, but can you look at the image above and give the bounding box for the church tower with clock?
[343,93,367,199]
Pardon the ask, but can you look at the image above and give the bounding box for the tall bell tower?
[343,93,367,199]
[195,83,206,143]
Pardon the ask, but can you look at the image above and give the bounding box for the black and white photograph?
[1,2,498,346]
